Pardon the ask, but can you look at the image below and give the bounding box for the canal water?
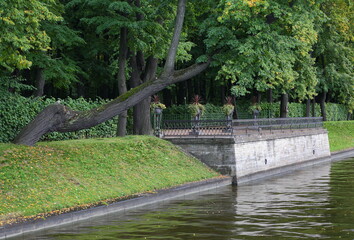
[11,157,354,239]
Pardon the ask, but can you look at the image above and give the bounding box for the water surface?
[11,158,354,239]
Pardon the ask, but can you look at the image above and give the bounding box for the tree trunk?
[320,91,327,121]
[130,54,158,135]
[133,98,151,135]
[257,92,262,104]
[306,99,311,117]
[268,89,273,103]
[14,0,212,146]
[163,88,172,107]
[33,68,45,97]
[312,98,316,117]
[280,93,288,118]
[117,27,128,136]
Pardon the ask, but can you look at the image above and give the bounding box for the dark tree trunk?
[33,68,45,97]
[187,79,193,102]
[320,91,327,121]
[133,98,151,135]
[257,92,261,104]
[312,98,316,117]
[117,27,129,136]
[208,77,214,103]
[347,112,352,121]
[177,82,186,105]
[163,88,172,107]
[306,99,311,117]
[280,93,288,118]
[130,54,158,135]
[268,89,273,103]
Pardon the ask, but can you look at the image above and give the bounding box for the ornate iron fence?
[161,117,323,137]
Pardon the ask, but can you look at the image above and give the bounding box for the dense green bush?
[0,94,121,143]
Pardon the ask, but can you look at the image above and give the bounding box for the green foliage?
[189,104,206,116]
[0,95,121,143]
[222,104,234,115]
[314,0,354,113]
[0,76,35,96]
[201,0,324,100]
[0,0,61,71]
[0,136,219,222]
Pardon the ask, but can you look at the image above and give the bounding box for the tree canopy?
[0,0,352,145]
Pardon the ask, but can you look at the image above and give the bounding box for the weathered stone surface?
[169,128,331,185]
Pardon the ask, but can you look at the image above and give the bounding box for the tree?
[14,0,210,146]
[0,0,61,71]
[201,0,321,117]
[314,0,354,120]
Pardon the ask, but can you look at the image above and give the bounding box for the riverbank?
[324,121,354,152]
[0,136,220,228]
[1,121,353,237]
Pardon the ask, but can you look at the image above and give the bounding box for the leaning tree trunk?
[116,27,129,137]
[280,93,288,118]
[320,91,327,121]
[14,0,211,146]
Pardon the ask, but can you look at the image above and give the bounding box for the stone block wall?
[168,129,331,185]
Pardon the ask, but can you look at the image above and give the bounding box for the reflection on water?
[10,158,354,239]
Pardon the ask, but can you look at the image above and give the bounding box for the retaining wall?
[169,128,331,185]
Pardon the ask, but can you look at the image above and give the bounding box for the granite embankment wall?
[169,128,331,185]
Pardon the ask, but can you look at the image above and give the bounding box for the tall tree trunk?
[312,98,316,117]
[280,93,288,118]
[320,91,327,121]
[33,68,45,97]
[306,99,311,117]
[163,88,172,107]
[177,81,186,105]
[268,89,273,103]
[116,27,129,136]
[257,92,262,104]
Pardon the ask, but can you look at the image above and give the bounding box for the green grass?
[0,136,219,225]
[324,121,354,152]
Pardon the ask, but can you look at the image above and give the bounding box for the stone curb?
[236,148,354,185]
[0,177,232,239]
[331,148,354,161]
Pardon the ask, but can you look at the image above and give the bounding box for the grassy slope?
[0,136,219,225]
[324,121,354,152]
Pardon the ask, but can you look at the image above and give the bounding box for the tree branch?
[162,0,186,76]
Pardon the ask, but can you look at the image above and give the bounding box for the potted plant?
[150,95,166,137]
[150,95,166,114]
[222,96,235,117]
[189,95,205,118]
[222,96,234,131]
[189,95,205,135]
[249,104,262,119]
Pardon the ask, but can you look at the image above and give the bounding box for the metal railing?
[161,117,323,137]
